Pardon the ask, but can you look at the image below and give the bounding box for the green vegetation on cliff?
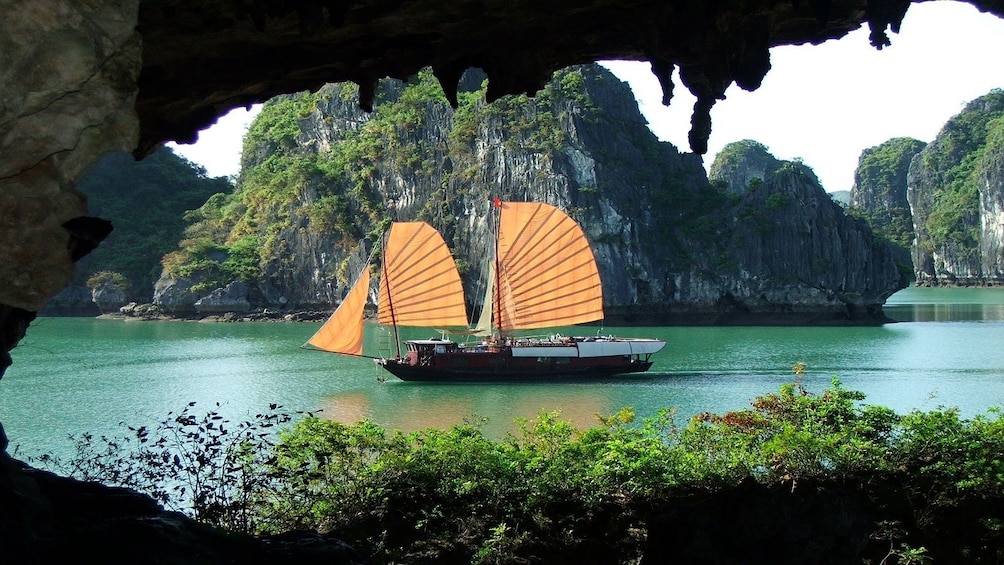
[163,66,600,289]
[920,89,1004,251]
[162,86,381,291]
[41,380,1004,563]
[85,271,128,292]
[75,148,232,299]
[150,64,903,317]
[850,137,926,251]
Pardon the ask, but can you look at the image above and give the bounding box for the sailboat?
[305,201,666,381]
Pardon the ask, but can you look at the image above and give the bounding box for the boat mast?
[492,197,501,338]
[381,229,402,358]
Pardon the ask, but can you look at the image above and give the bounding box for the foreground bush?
[37,379,1004,563]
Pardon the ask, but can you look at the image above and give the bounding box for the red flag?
[492,197,502,208]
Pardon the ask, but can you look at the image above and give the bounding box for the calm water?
[3,286,1004,460]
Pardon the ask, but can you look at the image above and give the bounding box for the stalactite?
[865,0,912,48]
[432,62,468,109]
[648,57,676,106]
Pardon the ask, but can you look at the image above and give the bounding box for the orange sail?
[378,222,468,327]
[495,201,604,331]
[306,267,370,356]
[473,260,494,336]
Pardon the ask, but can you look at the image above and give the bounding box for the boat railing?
[457,333,578,352]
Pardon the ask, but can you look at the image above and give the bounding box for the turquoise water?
[3,286,1004,459]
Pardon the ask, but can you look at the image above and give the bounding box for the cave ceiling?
[136,0,1004,158]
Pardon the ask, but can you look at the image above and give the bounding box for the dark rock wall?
[0,1,141,314]
[706,143,909,322]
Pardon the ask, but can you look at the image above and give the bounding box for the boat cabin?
[404,338,459,366]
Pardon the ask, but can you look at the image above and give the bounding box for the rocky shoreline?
[913,279,1004,288]
[49,282,899,327]
[97,302,334,323]
[88,302,894,327]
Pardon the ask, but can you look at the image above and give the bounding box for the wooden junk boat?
[305,201,665,381]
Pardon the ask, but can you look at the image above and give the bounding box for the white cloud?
[166,105,262,178]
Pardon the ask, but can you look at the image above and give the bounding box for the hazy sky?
[169,2,1004,192]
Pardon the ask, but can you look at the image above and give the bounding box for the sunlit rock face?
[156,70,902,324]
[907,91,1004,285]
[982,156,1004,278]
[163,66,714,318]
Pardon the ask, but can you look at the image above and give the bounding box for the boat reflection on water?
[321,390,475,432]
[321,384,608,438]
[320,392,373,425]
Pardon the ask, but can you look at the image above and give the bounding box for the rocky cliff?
[907,89,1004,285]
[850,137,926,251]
[155,66,906,324]
[706,140,910,322]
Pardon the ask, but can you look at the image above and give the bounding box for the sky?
[168,2,1004,193]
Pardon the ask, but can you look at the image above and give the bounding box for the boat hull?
[377,351,655,382]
